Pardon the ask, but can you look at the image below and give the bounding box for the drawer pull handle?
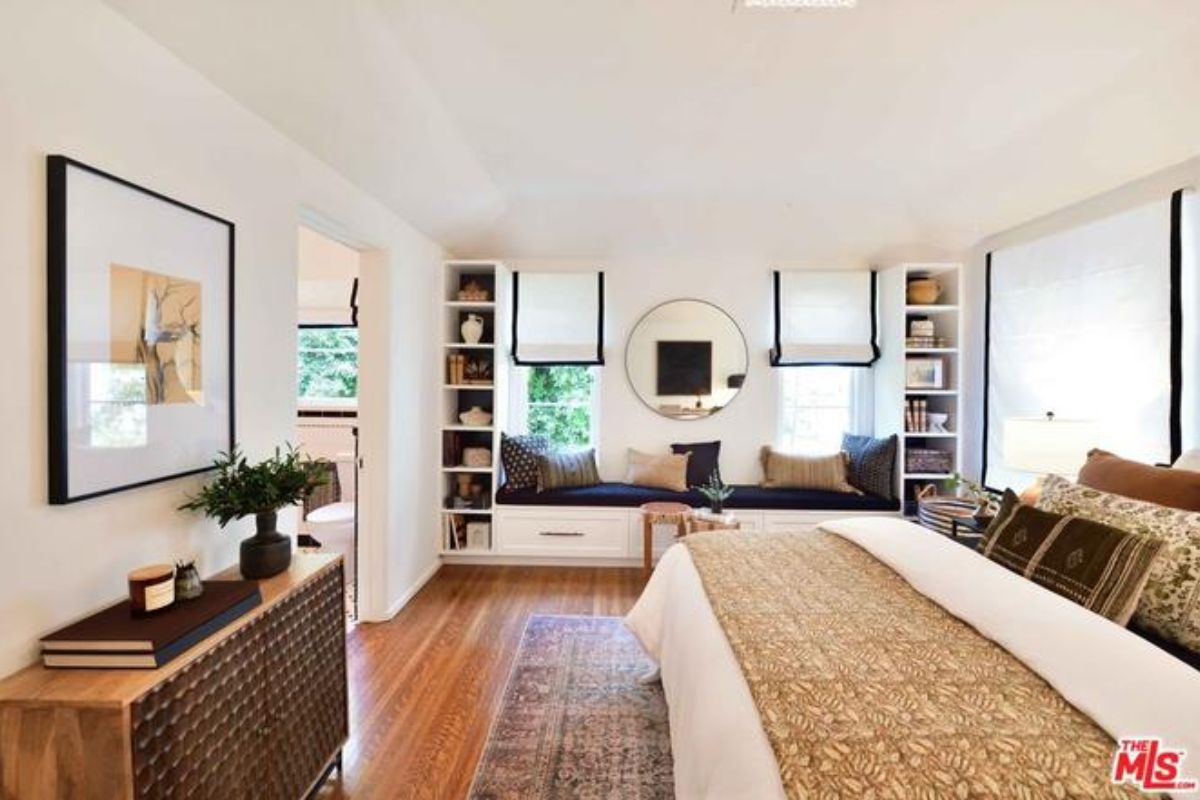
[539,530,585,537]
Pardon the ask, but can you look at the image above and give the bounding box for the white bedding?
[624,517,1200,799]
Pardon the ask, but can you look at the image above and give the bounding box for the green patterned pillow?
[536,448,601,492]
[1038,474,1200,652]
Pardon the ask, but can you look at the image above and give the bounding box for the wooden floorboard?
[314,565,647,800]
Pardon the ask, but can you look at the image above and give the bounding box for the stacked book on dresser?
[40,581,262,669]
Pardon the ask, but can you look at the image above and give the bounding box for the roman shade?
[984,191,1197,489]
[771,270,878,366]
[512,271,604,365]
[299,277,357,327]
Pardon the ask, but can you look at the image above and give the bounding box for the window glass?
[298,328,358,403]
[511,365,598,448]
[777,367,859,454]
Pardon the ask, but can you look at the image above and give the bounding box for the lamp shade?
[1002,416,1098,477]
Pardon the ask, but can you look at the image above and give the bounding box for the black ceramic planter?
[240,510,292,579]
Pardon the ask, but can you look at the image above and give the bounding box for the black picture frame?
[47,155,235,504]
[656,340,713,396]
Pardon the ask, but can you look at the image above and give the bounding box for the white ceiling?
[106,0,1200,262]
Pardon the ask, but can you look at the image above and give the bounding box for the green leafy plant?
[952,472,998,513]
[695,471,735,512]
[179,445,328,527]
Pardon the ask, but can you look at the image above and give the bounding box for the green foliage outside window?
[526,366,595,447]
[298,328,358,400]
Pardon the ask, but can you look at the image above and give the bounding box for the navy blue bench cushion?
[495,482,900,512]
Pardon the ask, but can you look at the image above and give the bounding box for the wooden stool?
[640,502,692,573]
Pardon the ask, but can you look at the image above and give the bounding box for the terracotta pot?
[906,278,942,305]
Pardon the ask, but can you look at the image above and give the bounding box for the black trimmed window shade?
[983,191,1196,488]
[771,270,879,367]
[512,271,604,365]
[299,277,358,327]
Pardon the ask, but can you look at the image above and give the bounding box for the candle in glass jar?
[128,564,176,615]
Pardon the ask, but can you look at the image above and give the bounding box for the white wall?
[959,156,1200,483]
[505,259,897,484]
[0,0,442,677]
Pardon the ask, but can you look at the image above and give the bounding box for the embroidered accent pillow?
[982,490,1164,625]
[759,447,860,494]
[1038,475,1200,650]
[500,433,550,490]
[537,448,601,492]
[670,440,721,487]
[841,433,898,499]
[626,449,690,492]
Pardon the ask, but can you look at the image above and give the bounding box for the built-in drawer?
[497,510,629,557]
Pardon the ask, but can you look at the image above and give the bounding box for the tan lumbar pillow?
[760,446,861,494]
[625,449,690,492]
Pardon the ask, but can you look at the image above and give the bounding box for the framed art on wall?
[47,156,235,504]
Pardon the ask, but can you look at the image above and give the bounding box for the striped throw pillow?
[537,448,601,492]
[759,447,860,494]
[982,490,1165,624]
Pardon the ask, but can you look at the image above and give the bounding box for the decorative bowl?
[459,406,493,427]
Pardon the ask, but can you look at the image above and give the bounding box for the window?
[298,328,358,404]
[509,365,599,448]
[776,367,869,454]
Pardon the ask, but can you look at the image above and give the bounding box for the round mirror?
[625,299,748,420]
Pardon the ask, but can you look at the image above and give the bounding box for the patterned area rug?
[469,615,675,799]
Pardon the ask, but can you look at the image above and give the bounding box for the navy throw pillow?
[671,440,722,488]
[841,433,898,499]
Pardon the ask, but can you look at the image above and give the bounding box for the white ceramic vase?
[459,406,493,427]
[461,314,484,344]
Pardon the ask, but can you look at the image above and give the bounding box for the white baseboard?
[359,559,442,622]
[439,553,646,568]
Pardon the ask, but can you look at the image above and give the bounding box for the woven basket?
[915,486,977,536]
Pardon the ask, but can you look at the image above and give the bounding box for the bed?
[625,518,1200,799]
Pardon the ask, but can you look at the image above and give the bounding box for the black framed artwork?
[47,156,235,504]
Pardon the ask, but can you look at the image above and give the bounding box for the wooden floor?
[315,564,647,800]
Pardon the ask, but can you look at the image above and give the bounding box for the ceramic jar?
[906,278,941,305]
[461,314,484,344]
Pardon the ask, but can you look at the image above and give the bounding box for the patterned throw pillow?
[759,447,860,494]
[982,490,1165,624]
[1038,475,1200,651]
[537,448,601,492]
[500,433,550,490]
[841,433,898,500]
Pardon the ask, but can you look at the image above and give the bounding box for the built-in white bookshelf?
[875,263,964,516]
[439,261,507,554]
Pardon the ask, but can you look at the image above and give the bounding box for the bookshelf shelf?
[877,263,964,517]
[440,261,506,554]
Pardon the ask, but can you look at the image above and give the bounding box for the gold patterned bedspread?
[684,531,1145,799]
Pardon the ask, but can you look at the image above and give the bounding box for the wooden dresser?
[0,554,348,800]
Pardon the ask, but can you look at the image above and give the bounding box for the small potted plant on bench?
[180,445,328,579]
[695,472,735,515]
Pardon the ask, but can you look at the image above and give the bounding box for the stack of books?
[905,336,950,349]
[40,581,262,669]
[905,398,930,432]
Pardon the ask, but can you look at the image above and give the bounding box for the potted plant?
[180,445,328,579]
[695,472,735,515]
[952,472,998,524]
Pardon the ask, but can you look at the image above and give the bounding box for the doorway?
[296,224,362,620]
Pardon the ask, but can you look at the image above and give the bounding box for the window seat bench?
[446,484,901,565]
[496,483,900,512]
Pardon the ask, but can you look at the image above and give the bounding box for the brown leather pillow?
[1078,449,1200,513]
